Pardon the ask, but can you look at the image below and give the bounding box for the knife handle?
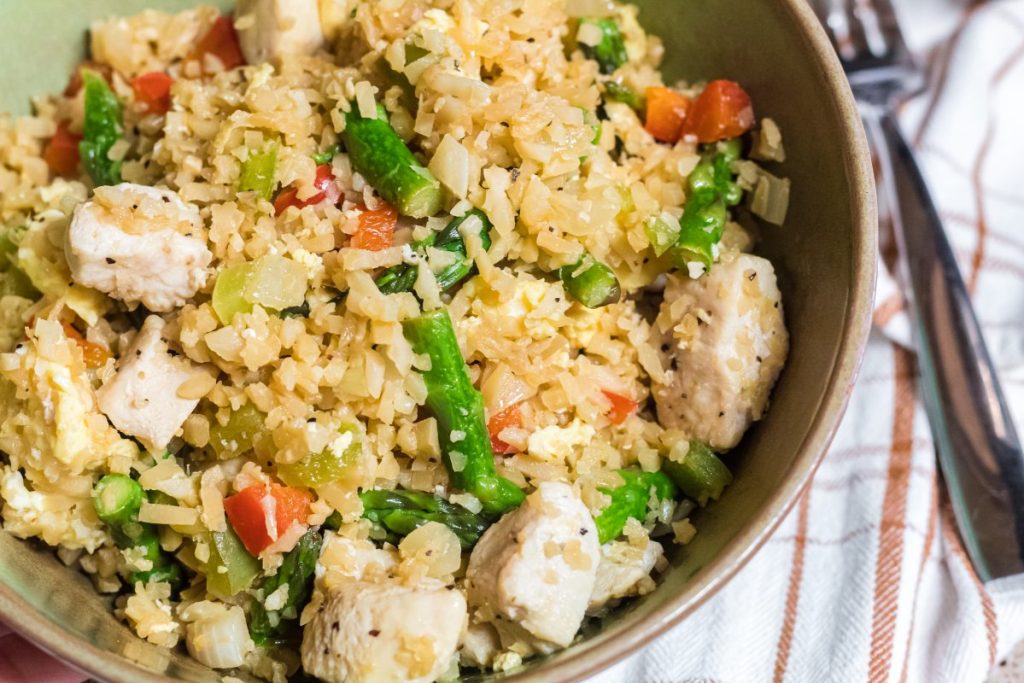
[864,105,1024,581]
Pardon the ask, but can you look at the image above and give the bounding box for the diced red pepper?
[644,86,692,144]
[602,389,638,425]
[131,72,174,115]
[680,80,755,144]
[352,204,398,251]
[223,484,313,556]
[488,404,522,455]
[188,16,245,75]
[62,321,112,370]
[274,164,338,215]
[43,122,82,178]
[64,61,113,98]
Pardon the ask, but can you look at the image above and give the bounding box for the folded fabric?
[594,1,1024,682]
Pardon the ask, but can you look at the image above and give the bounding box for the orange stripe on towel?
[867,346,918,683]
[772,491,812,683]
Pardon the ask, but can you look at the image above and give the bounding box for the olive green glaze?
[0,1,876,681]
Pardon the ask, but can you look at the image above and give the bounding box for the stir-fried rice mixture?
[0,0,792,680]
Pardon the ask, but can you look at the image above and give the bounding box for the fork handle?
[865,106,1024,581]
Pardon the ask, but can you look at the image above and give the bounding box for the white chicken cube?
[96,316,201,451]
[653,254,789,450]
[587,539,664,613]
[459,622,501,669]
[301,580,467,683]
[465,482,600,653]
[65,183,212,313]
[235,0,324,65]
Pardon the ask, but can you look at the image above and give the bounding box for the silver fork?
[813,0,1024,582]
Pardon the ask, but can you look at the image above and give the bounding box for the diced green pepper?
[209,402,271,459]
[239,142,279,201]
[559,253,621,308]
[402,310,525,517]
[211,255,308,324]
[578,18,628,74]
[594,469,678,544]
[644,214,681,257]
[79,70,124,187]
[341,104,443,219]
[278,424,361,488]
[661,442,733,507]
[205,526,261,599]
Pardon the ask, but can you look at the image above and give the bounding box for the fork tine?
[853,0,893,58]
[822,0,857,61]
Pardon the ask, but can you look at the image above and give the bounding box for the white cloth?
[594,1,1024,681]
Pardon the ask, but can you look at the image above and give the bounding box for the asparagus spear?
[249,529,323,647]
[375,209,493,295]
[559,252,622,308]
[402,310,525,517]
[603,81,645,112]
[79,70,123,187]
[361,489,490,550]
[660,441,733,507]
[593,469,678,544]
[578,18,629,74]
[669,139,745,271]
[341,104,443,219]
[91,474,182,587]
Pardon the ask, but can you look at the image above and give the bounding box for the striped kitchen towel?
[595,0,1024,681]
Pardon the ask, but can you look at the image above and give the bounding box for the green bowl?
[0,1,876,681]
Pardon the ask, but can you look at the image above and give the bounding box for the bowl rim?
[504,0,880,680]
[0,0,878,680]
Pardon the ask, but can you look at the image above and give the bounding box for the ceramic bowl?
[0,0,876,680]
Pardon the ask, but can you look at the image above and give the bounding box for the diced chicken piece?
[653,254,788,450]
[65,183,212,313]
[465,482,600,654]
[301,580,467,683]
[235,0,324,64]
[587,539,664,613]
[97,316,201,451]
[459,622,501,669]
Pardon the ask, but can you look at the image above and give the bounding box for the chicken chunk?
[97,316,201,451]
[465,482,600,653]
[235,0,324,64]
[653,254,788,450]
[459,622,501,669]
[587,539,664,613]
[65,184,212,313]
[301,580,467,683]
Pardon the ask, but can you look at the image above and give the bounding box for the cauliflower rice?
[0,1,791,681]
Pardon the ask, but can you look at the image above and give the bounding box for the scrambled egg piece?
[526,419,595,463]
[0,318,137,550]
[462,277,571,341]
